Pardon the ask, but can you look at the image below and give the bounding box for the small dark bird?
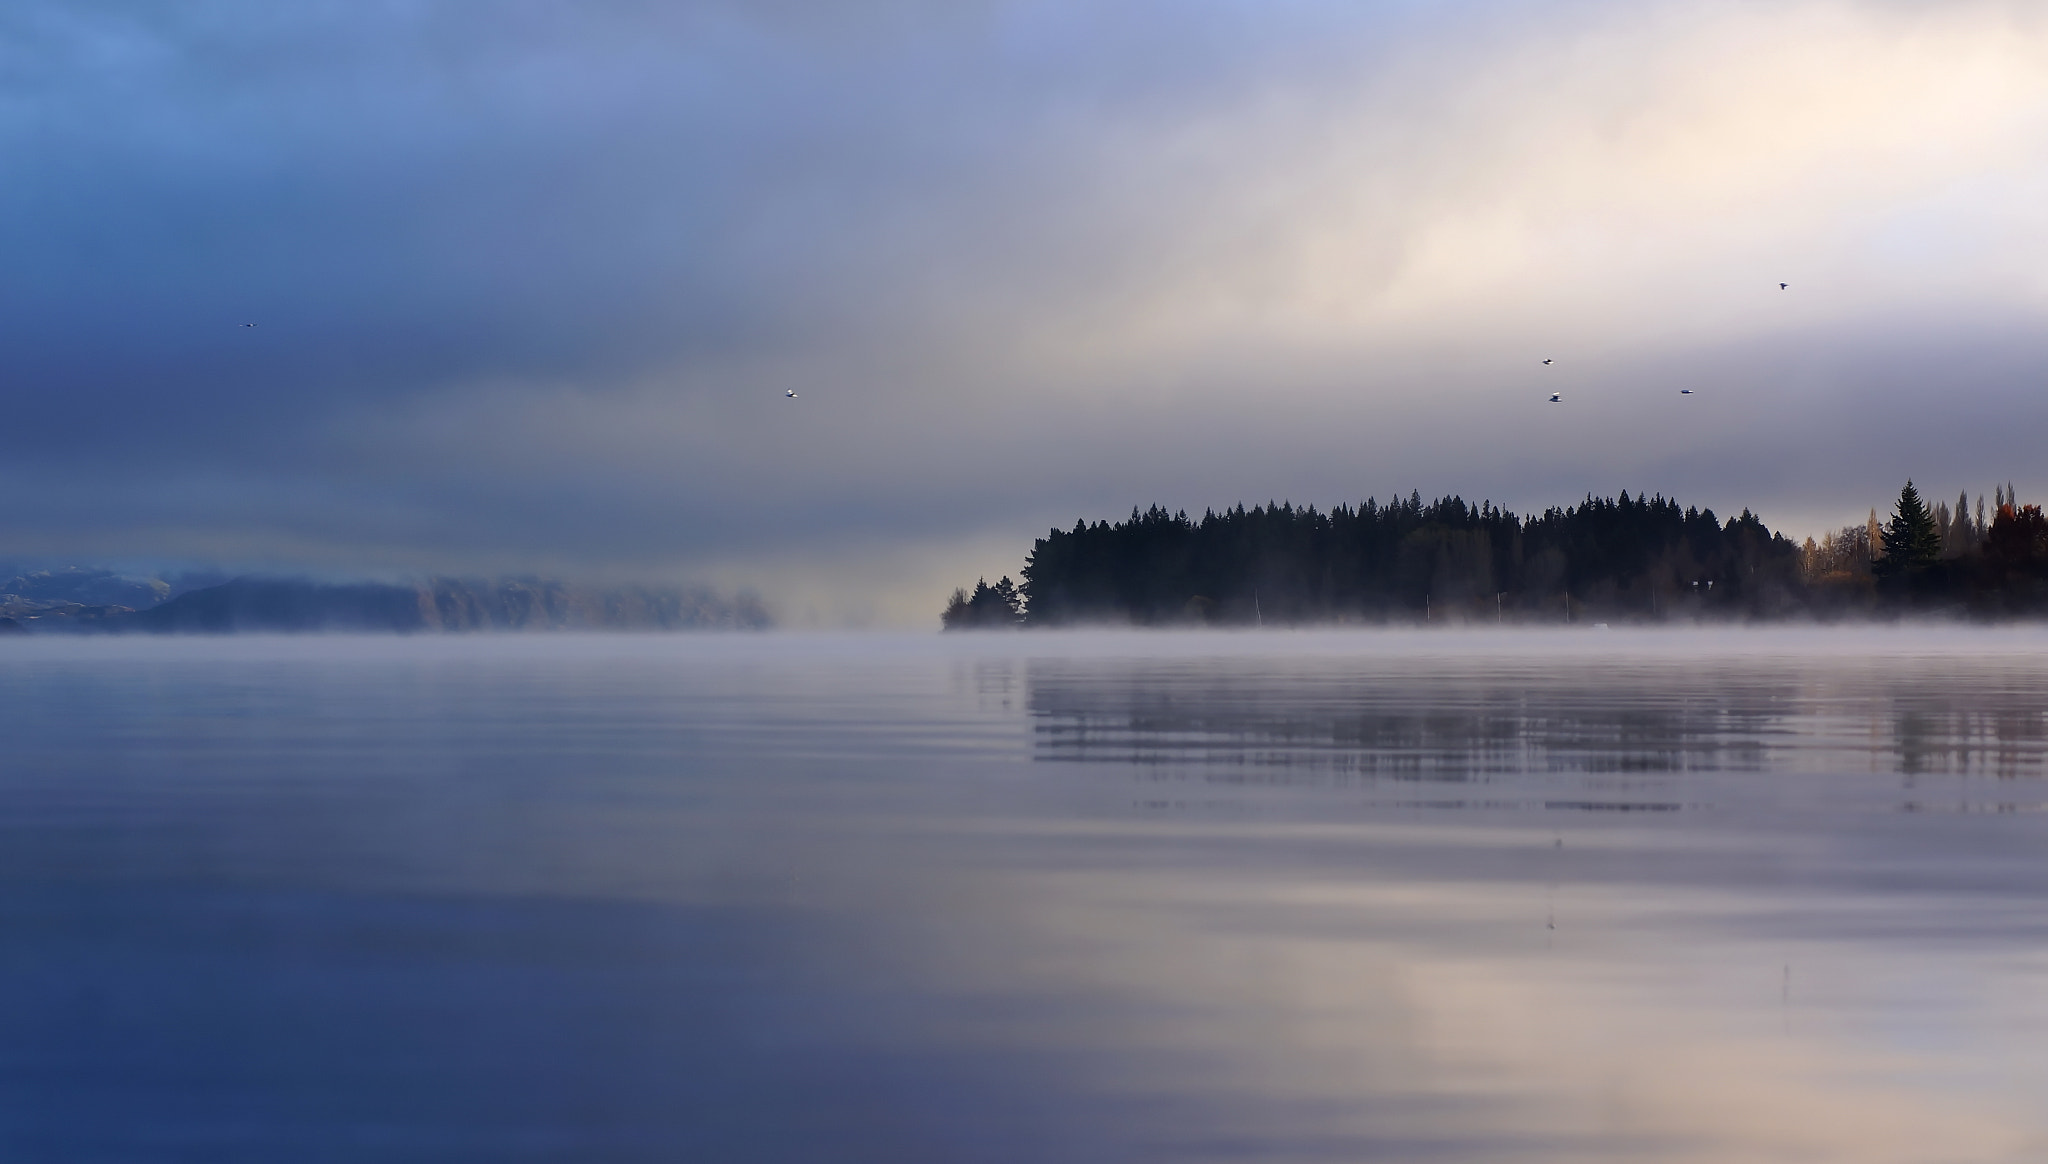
[1541,358,1553,365]
[241,322,256,328]
[785,390,797,398]
[1778,282,1788,290]
[1548,393,1562,403]
[1680,389,1693,394]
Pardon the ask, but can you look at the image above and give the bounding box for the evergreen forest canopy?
[942,483,2048,628]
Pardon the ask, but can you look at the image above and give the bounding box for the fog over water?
[5,627,2047,1161]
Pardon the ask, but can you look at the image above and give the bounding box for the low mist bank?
[0,571,769,634]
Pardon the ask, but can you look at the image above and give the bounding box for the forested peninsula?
[944,483,2048,628]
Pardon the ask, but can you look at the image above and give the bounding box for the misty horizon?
[9,475,2033,630]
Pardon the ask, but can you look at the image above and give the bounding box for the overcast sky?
[5,1,2047,622]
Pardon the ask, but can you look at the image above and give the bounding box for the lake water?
[3,628,2047,1162]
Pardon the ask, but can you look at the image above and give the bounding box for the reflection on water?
[3,629,2048,1162]
[1028,650,2048,789]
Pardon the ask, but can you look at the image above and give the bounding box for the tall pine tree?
[1876,481,1941,578]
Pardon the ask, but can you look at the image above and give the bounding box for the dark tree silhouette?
[942,576,1025,630]
[1875,480,1942,586]
[1977,502,2048,614]
[946,483,2048,626]
[991,491,1801,626]
[1986,503,2048,566]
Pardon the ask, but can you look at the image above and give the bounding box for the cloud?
[3,0,2047,619]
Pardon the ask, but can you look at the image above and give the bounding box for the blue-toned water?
[4,629,2047,1162]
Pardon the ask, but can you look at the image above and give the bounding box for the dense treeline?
[1011,491,1796,625]
[943,482,2048,628]
[1824,481,2048,616]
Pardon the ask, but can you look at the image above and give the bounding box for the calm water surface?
[3,628,2046,1162]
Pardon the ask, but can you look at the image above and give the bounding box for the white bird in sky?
[1548,393,1562,403]
[785,390,797,398]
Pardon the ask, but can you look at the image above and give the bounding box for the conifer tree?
[941,576,1026,629]
[1876,481,1941,578]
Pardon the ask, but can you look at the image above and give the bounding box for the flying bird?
[1778,282,1788,290]
[1548,393,1562,403]
[1680,389,1693,394]
[785,390,797,398]
[1541,358,1553,365]
[241,322,256,328]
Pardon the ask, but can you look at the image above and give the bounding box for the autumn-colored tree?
[1801,524,1872,582]
[1985,503,2048,569]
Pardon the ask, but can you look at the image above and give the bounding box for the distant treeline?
[943,482,2048,628]
[0,572,771,634]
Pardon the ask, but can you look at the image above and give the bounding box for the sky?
[5,0,2048,624]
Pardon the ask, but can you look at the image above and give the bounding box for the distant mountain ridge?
[1,572,770,633]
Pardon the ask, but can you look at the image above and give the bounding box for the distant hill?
[3,574,770,634]
[0,567,190,630]
[1,567,172,609]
